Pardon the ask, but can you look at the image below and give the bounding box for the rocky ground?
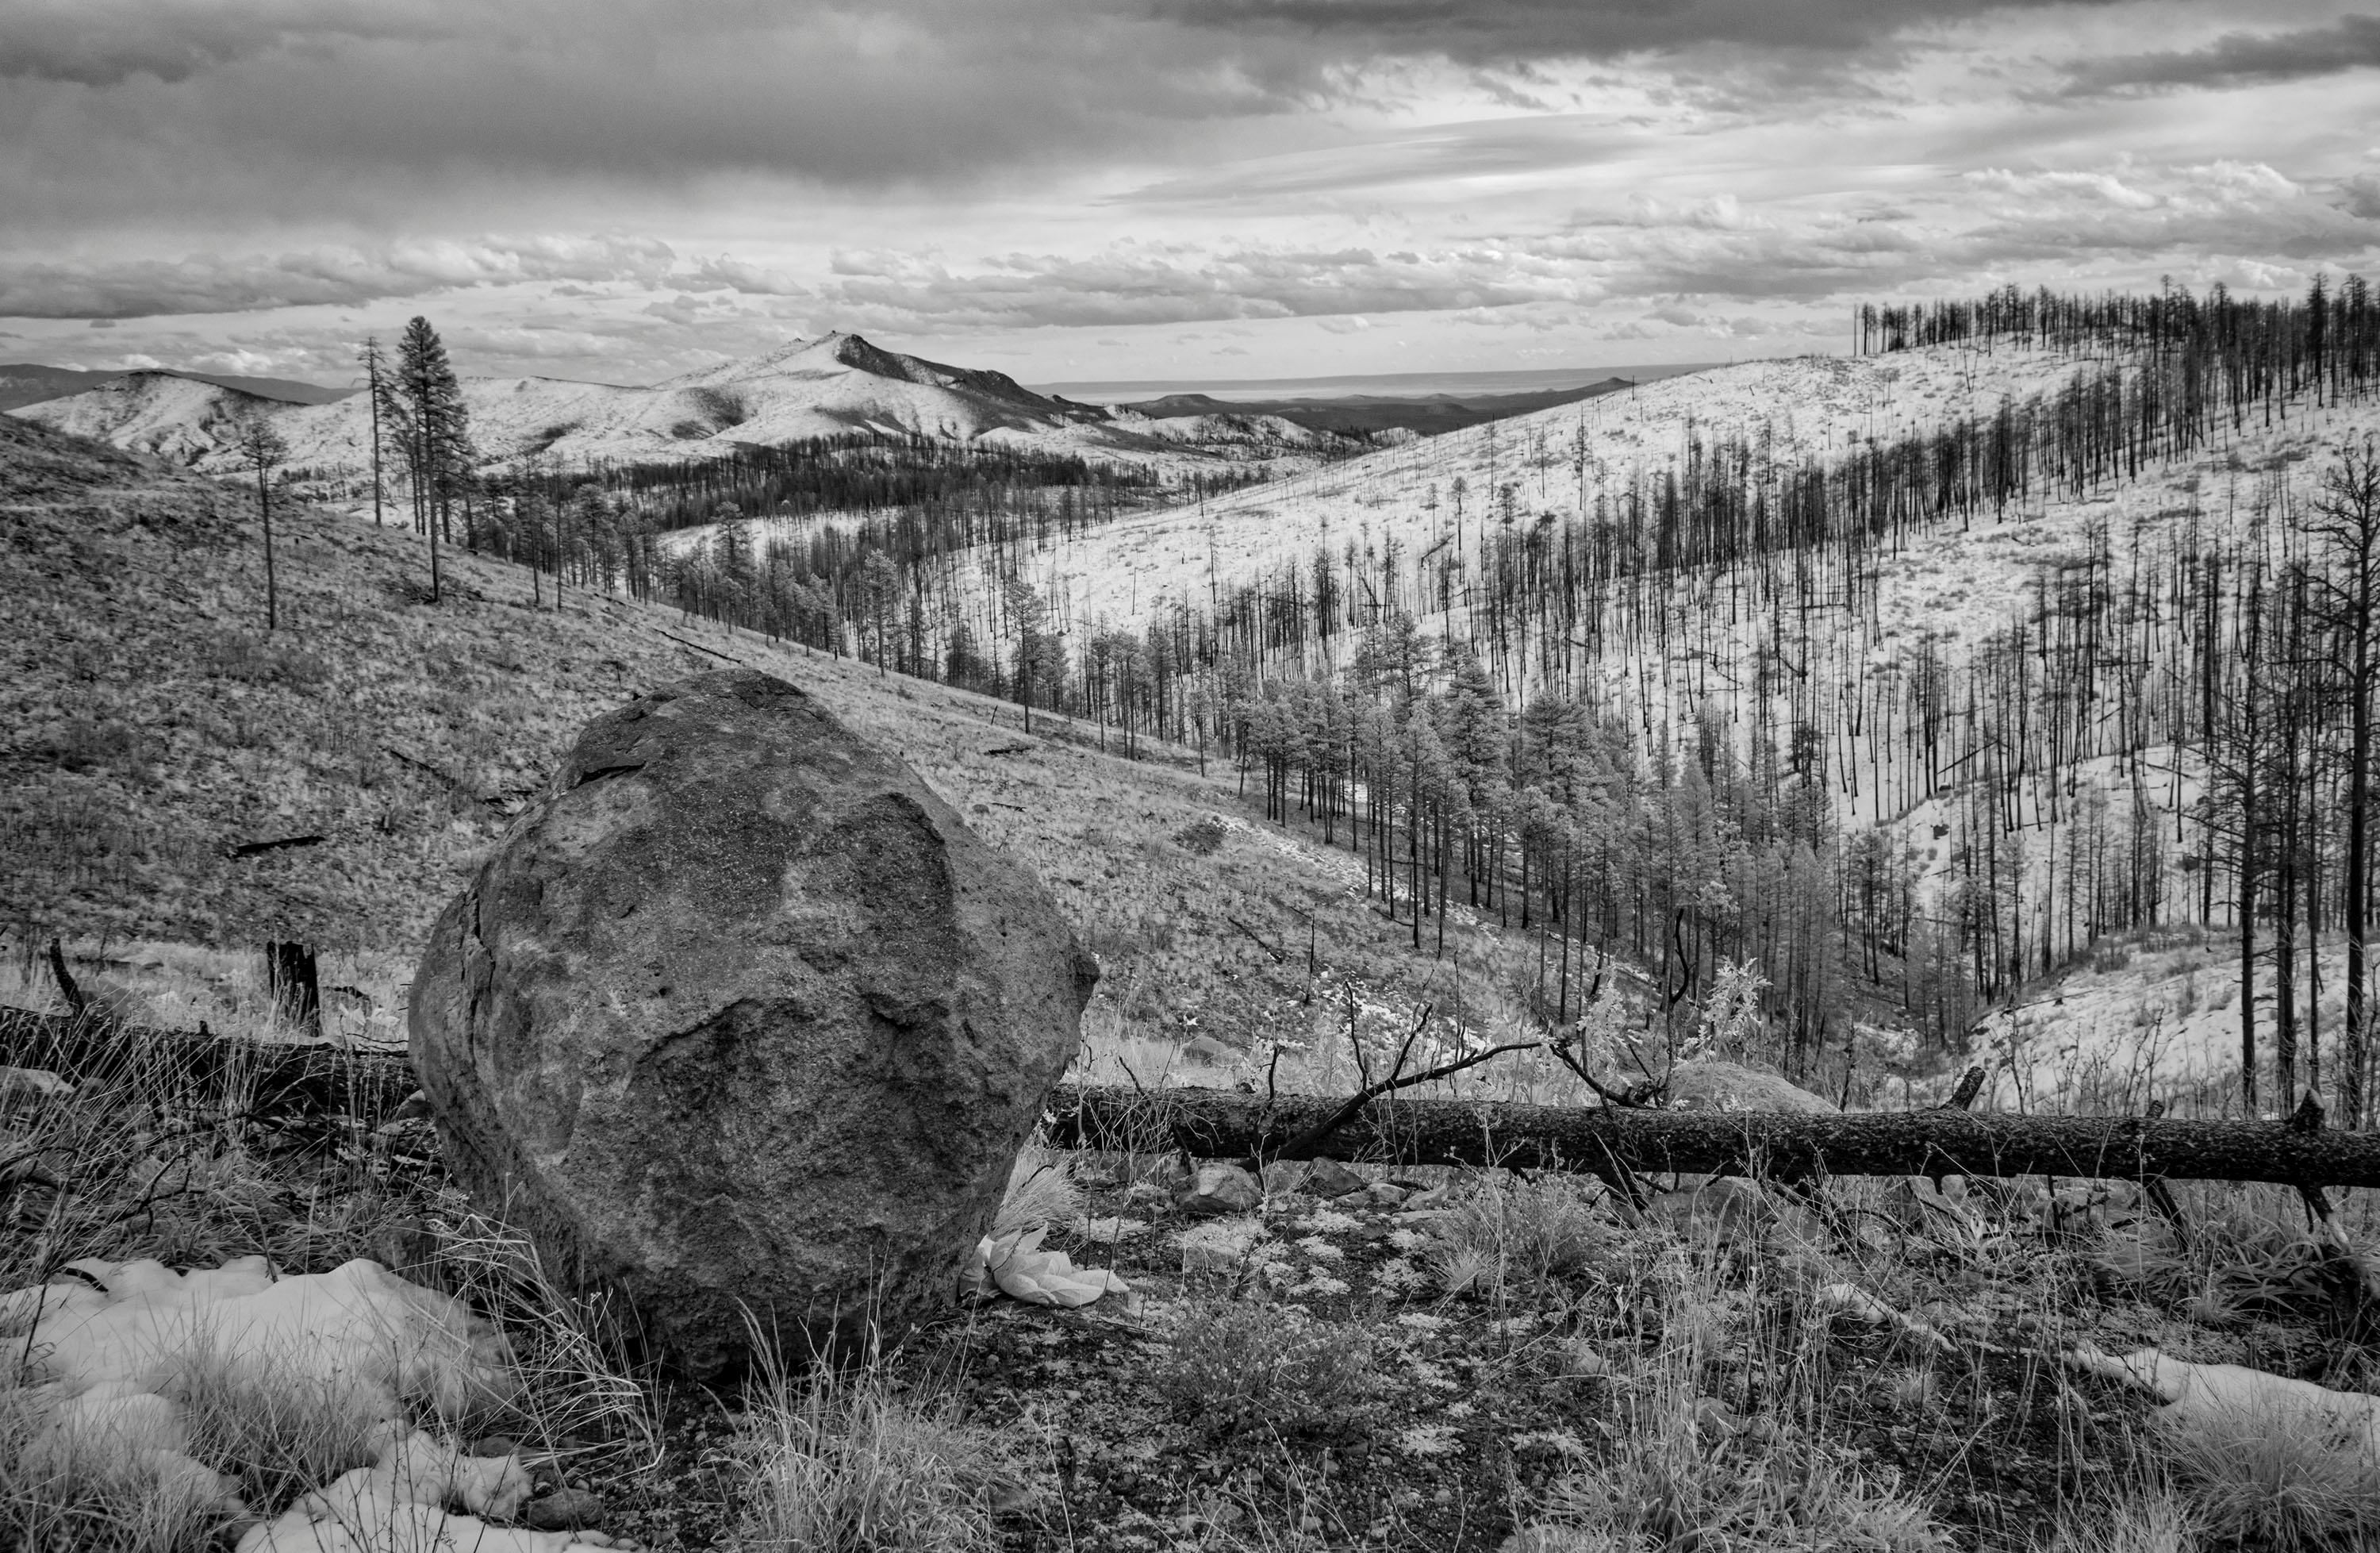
[535,1146,2380,1553]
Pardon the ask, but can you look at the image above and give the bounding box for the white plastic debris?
[965,1226,1132,1308]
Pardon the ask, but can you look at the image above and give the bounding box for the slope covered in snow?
[6,332,1363,479]
[13,371,297,465]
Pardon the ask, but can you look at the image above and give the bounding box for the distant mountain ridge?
[1110,376,1646,437]
[0,362,352,413]
[5,331,1359,478]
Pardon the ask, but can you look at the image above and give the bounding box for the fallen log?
[0,1007,414,1124]
[1041,1084,2380,1190]
[14,1008,2380,1191]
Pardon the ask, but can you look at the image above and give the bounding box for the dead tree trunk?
[265,941,323,1038]
[1042,1084,2380,1190]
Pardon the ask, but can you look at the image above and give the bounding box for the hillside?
[22,339,2380,1553]
[627,286,2380,1118]
[6,332,1366,482]
[0,412,1545,1085]
[0,363,353,413]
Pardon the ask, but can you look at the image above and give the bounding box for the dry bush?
[1157,1297,1372,1438]
[734,1316,1018,1553]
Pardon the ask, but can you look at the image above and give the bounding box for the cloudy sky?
[2,0,2376,390]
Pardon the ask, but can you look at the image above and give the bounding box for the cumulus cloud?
[0,235,675,319]
[2063,13,2380,95]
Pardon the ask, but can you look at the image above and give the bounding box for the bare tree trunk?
[265,942,322,1039]
[1044,1083,2380,1190]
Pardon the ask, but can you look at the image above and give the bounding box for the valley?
[10,279,2380,1553]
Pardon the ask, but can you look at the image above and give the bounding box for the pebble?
[525,1488,608,1531]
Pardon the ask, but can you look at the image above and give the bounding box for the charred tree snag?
[265,941,323,1038]
[1041,1085,2380,1190]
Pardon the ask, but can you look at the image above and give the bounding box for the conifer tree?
[394,317,469,603]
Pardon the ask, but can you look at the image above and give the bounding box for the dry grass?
[1513,1256,1945,1553]
[1427,1173,1618,1301]
[2156,1396,2380,1551]
[734,1312,1020,1553]
[0,1386,237,1553]
[994,1144,1088,1240]
[1156,1297,1375,1439]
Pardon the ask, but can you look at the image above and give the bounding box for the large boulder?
[408,670,1096,1375]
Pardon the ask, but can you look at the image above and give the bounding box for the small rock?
[1299,1513,1323,1533]
[1178,1163,1262,1217]
[525,1488,607,1531]
[1303,1159,1368,1200]
[1361,1182,1410,1209]
[464,1436,521,1459]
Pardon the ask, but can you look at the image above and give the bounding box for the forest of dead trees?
[347,282,2380,1124]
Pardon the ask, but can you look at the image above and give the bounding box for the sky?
[2,0,2376,390]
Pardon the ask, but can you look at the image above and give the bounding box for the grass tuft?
[1157,1296,1372,1438]
[733,1313,1019,1553]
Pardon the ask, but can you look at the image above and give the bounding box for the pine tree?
[394,317,470,603]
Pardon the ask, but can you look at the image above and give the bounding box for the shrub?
[1157,1297,1372,1437]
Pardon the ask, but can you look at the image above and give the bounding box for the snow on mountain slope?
[1001,344,2109,632]
[4,332,1361,478]
[12,371,293,465]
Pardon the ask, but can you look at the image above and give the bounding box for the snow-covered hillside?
[13,371,297,465]
[6,332,1362,479]
[1000,344,2161,632]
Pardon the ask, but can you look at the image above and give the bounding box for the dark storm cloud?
[0,0,2097,223]
[1138,0,2101,62]
[2063,14,2380,94]
[0,2,427,86]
